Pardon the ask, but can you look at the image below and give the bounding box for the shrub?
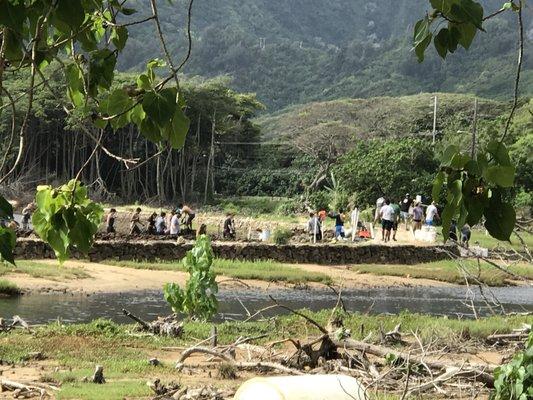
[491,332,533,400]
[163,235,218,321]
[272,228,292,245]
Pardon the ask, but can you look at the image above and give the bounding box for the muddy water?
[1,285,532,324]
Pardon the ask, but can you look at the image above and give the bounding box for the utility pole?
[471,98,478,158]
[432,95,438,144]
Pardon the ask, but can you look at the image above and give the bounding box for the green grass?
[105,258,333,285]
[1,313,530,399]
[470,230,533,251]
[0,260,90,281]
[0,279,21,296]
[351,259,533,286]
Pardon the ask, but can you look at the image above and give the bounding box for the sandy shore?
[4,260,454,295]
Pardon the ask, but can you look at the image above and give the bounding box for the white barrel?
[260,229,271,242]
[234,375,367,400]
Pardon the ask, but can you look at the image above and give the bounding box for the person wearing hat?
[400,193,413,229]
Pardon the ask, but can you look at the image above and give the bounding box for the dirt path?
[4,259,455,295]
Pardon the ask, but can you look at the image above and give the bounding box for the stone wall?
[14,239,456,265]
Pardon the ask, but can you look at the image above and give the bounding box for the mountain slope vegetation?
[121,0,533,109]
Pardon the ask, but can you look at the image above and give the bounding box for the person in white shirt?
[155,212,167,235]
[170,211,180,235]
[379,199,395,242]
[374,196,386,223]
[425,202,439,226]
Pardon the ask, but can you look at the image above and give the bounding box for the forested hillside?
[121,0,533,109]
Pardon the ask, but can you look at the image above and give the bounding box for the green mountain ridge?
[257,92,511,141]
[121,0,532,110]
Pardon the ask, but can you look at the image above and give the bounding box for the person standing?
[147,212,157,234]
[178,203,195,231]
[390,200,401,241]
[374,196,386,224]
[130,208,143,235]
[170,210,180,235]
[411,202,424,234]
[223,213,236,239]
[379,199,395,242]
[308,212,322,242]
[21,202,35,231]
[425,201,439,226]
[461,224,471,248]
[156,212,167,235]
[329,209,346,239]
[400,193,413,229]
[106,208,117,233]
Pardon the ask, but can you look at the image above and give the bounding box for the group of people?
[306,193,472,246]
[307,208,364,241]
[105,204,196,236]
[377,194,471,246]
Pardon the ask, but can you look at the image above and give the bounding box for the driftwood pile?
[165,298,527,400]
[0,379,59,399]
[0,316,31,333]
[122,309,184,337]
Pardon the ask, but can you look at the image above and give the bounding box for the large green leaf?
[484,190,515,242]
[441,179,462,242]
[0,0,25,33]
[484,202,515,242]
[487,141,512,166]
[65,63,86,107]
[0,195,13,219]
[0,226,16,264]
[88,49,117,96]
[455,22,477,49]
[434,28,450,58]
[450,0,483,29]
[111,26,128,51]
[32,180,103,264]
[99,88,133,115]
[432,171,445,201]
[483,165,515,188]
[414,17,432,62]
[165,107,190,149]
[55,0,85,32]
[142,88,176,128]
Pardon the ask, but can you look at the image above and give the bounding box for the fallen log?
[175,346,303,376]
[0,378,46,398]
[332,337,496,387]
[487,332,530,342]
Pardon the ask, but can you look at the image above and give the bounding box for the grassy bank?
[0,260,90,281]
[0,279,21,296]
[0,312,529,399]
[351,259,533,286]
[105,258,333,285]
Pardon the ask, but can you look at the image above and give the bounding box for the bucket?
[234,375,367,400]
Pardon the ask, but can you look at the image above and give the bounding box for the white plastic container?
[260,229,271,242]
[234,375,367,400]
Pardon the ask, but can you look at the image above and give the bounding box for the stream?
[1,285,532,324]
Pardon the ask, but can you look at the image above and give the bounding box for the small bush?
[272,228,292,245]
[491,332,533,400]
